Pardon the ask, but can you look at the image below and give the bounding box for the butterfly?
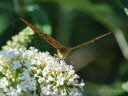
[20,18,111,59]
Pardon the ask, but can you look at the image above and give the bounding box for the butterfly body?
[20,18,111,59]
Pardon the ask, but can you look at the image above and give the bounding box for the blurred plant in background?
[1,0,128,96]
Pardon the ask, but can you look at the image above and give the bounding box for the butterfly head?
[57,47,70,59]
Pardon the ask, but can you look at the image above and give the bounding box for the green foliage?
[86,82,123,96]
[117,0,128,9]
[0,12,10,35]
[41,0,122,30]
[0,0,128,95]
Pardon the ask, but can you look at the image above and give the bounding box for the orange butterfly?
[20,18,111,59]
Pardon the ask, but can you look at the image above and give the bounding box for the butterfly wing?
[70,32,111,51]
[20,18,66,50]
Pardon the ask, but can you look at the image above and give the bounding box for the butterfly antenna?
[70,32,111,51]
[20,18,66,50]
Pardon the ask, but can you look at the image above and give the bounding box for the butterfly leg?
[54,54,64,63]
[54,54,59,59]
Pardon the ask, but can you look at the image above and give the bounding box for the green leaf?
[40,0,122,30]
[0,13,10,35]
[114,0,125,9]
[0,1,12,10]
[26,4,52,35]
[25,4,52,51]
[117,0,128,9]
[117,60,128,79]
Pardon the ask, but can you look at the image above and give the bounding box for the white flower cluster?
[0,47,84,96]
[2,27,34,50]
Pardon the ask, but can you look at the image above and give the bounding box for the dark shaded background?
[0,0,128,96]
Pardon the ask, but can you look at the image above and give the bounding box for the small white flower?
[0,77,8,88]
[68,78,74,85]
[42,66,50,76]
[34,74,39,78]
[38,77,45,83]
[36,69,41,74]
[6,87,18,96]
[0,92,6,96]
[6,52,15,60]
[68,69,75,75]
[41,85,51,95]
[80,82,85,87]
[13,60,22,70]
[0,66,3,72]
[47,75,55,82]
[69,87,82,96]
[61,92,67,96]
[28,83,36,90]
[19,81,28,90]
[57,74,65,86]
[24,60,32,67]
[16,85,22,93]
[52,86,58,93]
